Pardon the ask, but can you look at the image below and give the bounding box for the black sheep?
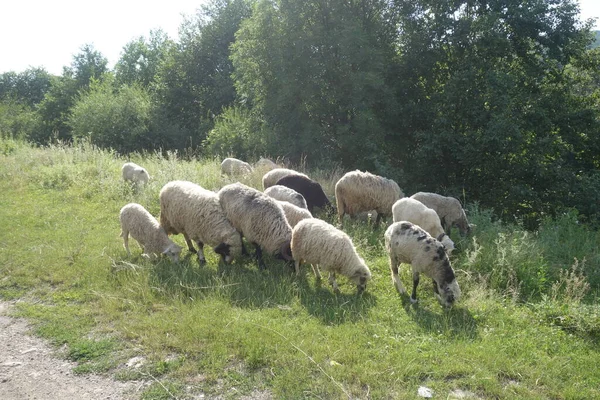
[275,175,332,213]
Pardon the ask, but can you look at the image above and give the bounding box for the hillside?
[0,139,599,399]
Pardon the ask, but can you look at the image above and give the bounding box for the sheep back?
[335,170,403,218]
[218,182,292,257]
[122,162,149,184]
[278,201,312,228]
[221,157,253,175]
[262,168,308,190]
[264,185,308,209]
[410,192,471,235]
[275,175,331,212]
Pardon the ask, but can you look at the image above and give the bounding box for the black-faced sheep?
[335,170,403,226]
[159,181,243,265]
[264,185,308,209]
[119,203,182,262]
[221,157,253,176]
[262,168,308,190]
[278,201,313,228]
[384,221,461,308]
[291,218,371,294]
[275,175,332,213]
[122,162,149,185]
[410,192,472,235]
[392,197,455,254]
[218,182,293,269]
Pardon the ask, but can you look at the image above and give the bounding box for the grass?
[1,137,599,399]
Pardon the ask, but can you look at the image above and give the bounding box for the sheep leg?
[254,244,266,270]
[121,230,131,256]
[410,271,420,304]
[183,233,197,253]
[294,259,301,276]
[432,279,442,303]
[241,241,249,256]
[390,256,405,294]
[374,212,383,227]
[329,272,340,293]
[312,264,322,280]
[196,242,206,265]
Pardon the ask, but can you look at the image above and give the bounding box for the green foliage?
[68,78,154,153]
[203,105,269,158]
[0,67,52,106]
[0,101,39,140]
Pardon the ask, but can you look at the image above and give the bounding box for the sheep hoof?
[198,258,206,266]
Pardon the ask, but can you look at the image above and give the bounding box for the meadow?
[0,137,599,399]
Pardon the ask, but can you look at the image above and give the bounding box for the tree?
[0,67,52,106]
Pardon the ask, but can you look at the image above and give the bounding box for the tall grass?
[1,138,599,399]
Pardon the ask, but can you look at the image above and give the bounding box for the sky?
[1,0,599,76]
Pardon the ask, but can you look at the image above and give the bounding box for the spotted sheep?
[384,221,461,307]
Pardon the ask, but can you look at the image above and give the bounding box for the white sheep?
[264,185,308,209]
[119,203,182,262]
[122,162,150,185]
[410,192,472,235]
[335,170,403,226]
[255,157,278,171]
[159,181,243,265]
[291,218,372,294]
[278,201,312,228]
[385,221,461,307]
[262,168,308,190]
[220,157,253,176]
[392,197,455,254]
[218,182,293,269]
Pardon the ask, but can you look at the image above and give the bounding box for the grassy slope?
[0,139,599,399]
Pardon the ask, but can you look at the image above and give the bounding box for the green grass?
[1,138,599,399]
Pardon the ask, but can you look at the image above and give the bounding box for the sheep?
[264,185,308,209]
[410,192,472,235]
[255,157,278,171]
[392,198,455,254]
[122,162,150,185]
[335,170,403,226]
[275,174,332,213]
[218,182,293,269]
[159,181,243,265]
[278,201,313,228]
[119,203,182,262]
[291,218,372,294]
[221,157,253,176]
[262,168,308,190]
[384,221,461,307]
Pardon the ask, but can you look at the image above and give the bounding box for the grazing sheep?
[278,201,313,228]
[392,198,455,254]
[410,192,472,235]
[291,218,371,294]
[218,182,293,269]
[275,175,332,213]
[385,221,461,308]
[221,157,253,176]
[262,168,308,190]
[119,203,182,262]
[122,162,150,185]
[264,185,308,209]
[335,170,403,226]
[159,181,243,265]
[255,157,278,171]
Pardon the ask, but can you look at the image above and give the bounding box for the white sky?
[0,0,599,76]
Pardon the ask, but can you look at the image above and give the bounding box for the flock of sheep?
[119,157,472,308]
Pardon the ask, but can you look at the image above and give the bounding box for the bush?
[0,101,39,140]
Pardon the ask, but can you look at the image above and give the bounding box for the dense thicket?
[0,0,599,225]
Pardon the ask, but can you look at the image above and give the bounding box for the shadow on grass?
[400,295,479,340]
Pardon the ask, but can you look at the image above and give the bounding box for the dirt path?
[0,301,143,400]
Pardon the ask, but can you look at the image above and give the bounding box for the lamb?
[392,198,455,254]
[119,203,182,262]
[255,157,278,171]
[410,192,472,235]
[335,170,403,226]
[262,168,308,190]
[278,201,313,228]
[220,157,253,176]
[275,174,332,213]
[218,182,293,269]
[122,162,150,185]
[384,221,461,307]
[291,218,372,294]
[264,185,308,209]
[159,181,243,265]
